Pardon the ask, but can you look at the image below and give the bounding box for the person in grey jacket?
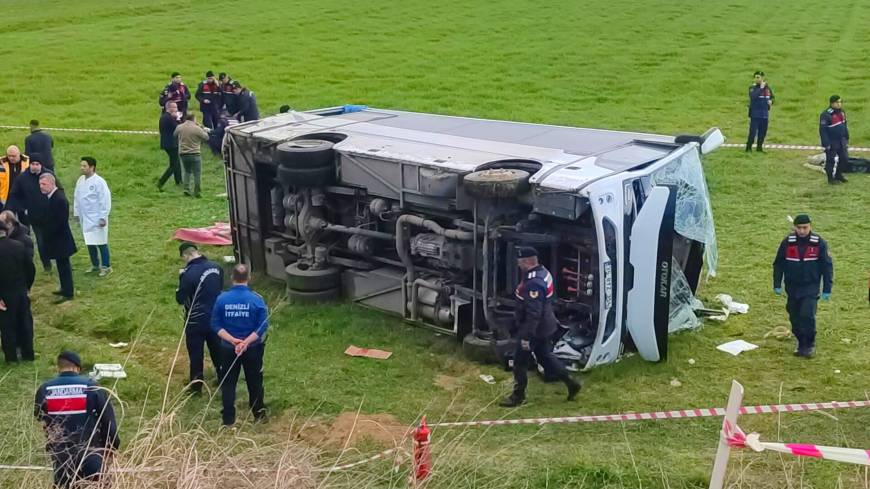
[174,114,210,198]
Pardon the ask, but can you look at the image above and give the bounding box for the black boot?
[566,379,582,401]
[745,143,752,152]
[500,394,525,408]
[755,144,764,152]
[836,174,848,183]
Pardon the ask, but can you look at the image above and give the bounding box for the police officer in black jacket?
[35,351,119,488]
[773,214,833,358]
[25,120,55,170]
[0,220,35,363]
[746,71,774,152]
[819,95,850,184]
[195,71,222,129]
[176,242,224,392]
[501,247,581,407]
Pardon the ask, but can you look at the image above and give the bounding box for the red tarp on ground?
[172,222,232,246]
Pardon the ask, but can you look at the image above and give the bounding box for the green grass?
[1,0,869,487]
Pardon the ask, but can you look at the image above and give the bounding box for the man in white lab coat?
[73,157,112,277]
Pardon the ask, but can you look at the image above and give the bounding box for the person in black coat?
[230,81,260,122]
[0,220,35,363]
[39,173,77,302]
[176,242,224,392]
[157,101,182,190]
[5,157,53,271]
[0,210,34,261]
[25,120,55,170]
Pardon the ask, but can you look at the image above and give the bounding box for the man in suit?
[38,173,77,302]
[0,220,35,363]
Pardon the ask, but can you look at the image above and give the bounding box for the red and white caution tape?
[430,399,870,428]
[315,447,403,473]
[0,447,404,474]
[721,142,870,152]
[724,420,870,466]
[0,125,158,136]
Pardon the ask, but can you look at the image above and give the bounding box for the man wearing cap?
[5,155,54,272]
[0,145,30,209]
[819,95,850,184]
[159,72,191,115]
[218,73,237,115]
[35,351,119,488]
[0,219,35,363]
[25,120,54,170]
[501,247,581,407]
[195,71,222,129]
[176,242,224,393]
[746,71,774,153]
[211,264,269,425]
[773,214,834,358]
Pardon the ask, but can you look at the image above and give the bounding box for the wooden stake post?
[709,380,744,489]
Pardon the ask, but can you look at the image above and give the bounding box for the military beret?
[178,241,198,256]
[516,246,538,258]
[58,350,82,368]
[171,72,181,78]
[205,70,214,78]
[830,95,841,104]
[793,214,811,225]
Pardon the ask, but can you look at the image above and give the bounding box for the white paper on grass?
[716,340,758,356]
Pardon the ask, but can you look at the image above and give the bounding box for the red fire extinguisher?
[412,416,432,484]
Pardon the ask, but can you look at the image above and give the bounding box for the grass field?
[1,0,869,487]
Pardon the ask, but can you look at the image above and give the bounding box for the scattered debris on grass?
[716,340,759,356]
[344,345,392,360]
[716,294,749,314]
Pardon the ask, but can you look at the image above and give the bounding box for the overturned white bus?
[223,106,722,370]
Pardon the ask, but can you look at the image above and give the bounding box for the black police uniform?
[35,369,119,488]
[773,232,833,355]
[746,82,774,151]
[195,79,222,129]
[819,106,849,183]
[25,129,55,169]
[176,254,224,391]
[503,248,580,406]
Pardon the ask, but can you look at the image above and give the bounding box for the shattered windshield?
[650,148,718,278]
